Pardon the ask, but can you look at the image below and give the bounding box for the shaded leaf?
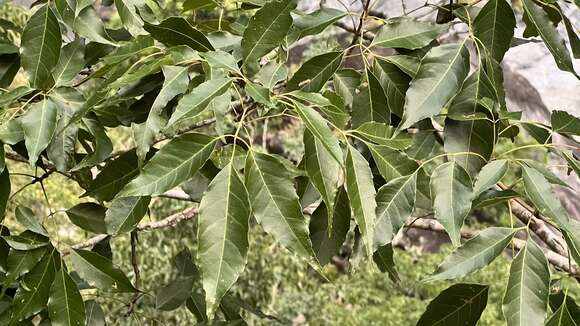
[52,39,85,87]
[65,203,107,234]
[48,267,86,326]
[551,110,580,136]
[287,51,343,92]
[373,243,400,283]
[144,17,213,52]
[372,17,446,50]
[473,0,516,62]
[522,165,569,227]
[70,249,136,292]
[417,283,488,326]
[15,206,48,237]
[21,98,59,167]
[105,196,151,235]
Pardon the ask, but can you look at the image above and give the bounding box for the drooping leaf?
[65,203,107,234]
[417,283,489,326]
[430,162,474,247]
[473,189,520,208]
[372,243,400,283]
[245,151,317,261]
[10,251,58,323]
[399,43,470,130]
[21,98,59,167]
[83,150,140,201]
[333,69,360,106]
[3,231,49,250]
[166,77,232,127]
[84,300,105,326]
[521,0,577,76]
[502,239,550,326]
[48,266,86,326]
[473,0,516,62]
[372,59,411,117]
[135,65,190,162]
[72,116,113,171]
[303,129,340,226]
[104,196,151,235]
[551,110,580,136]
[292,101,342,164]
[374,173,416,249]
[20,4,61,88]
[473,160,508,197]
[47,87,81,172]
[197,163,250,318]
[15,206,48,237]
[144,17,213,52]
[345,145,376,257]
[287,51,343,92]
[293,8,346,37]
[73,6,116,46]
[241,0,296,65]
[309,189,350,265]
[372,17,446,50]
[70,249,136,292]
[4,247,47,283]
[119,133,216,197]
[368,144,418,182]
[352,69,390,127]
[521,165,569,227]
[52,39,85,87]
[115,0,146,37]
[546,298,578,326]
[424,227,518,282]
[156,276,195,311]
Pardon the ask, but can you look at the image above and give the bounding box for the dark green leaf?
[65,203,107,234]
[70,249,136,292]
[473,0,516,62]
[104,196,150,235]
[369,144,418,182]
[144,17,213,52]
[424,227,518,282]
[551,110,580,136]
[197,163,250,317]
[20,4,61,88]
[53,39,85,87]
[21,98,59,167]
[83,150,140,201]
[473,160,508,196]
[372,243,400,283]
[293,8,345,37]
[502,239,550,326]
[352,69,390,127]
[345,145,376,257]
[372,59,411,117]
[156,276,195,311]
[287,51,343,92]
[48,267,86,326]
[430,162,474,247]
[522,165,569,227]
[417,283,488,326]
[119,133,216,197]
[399,43,470,129]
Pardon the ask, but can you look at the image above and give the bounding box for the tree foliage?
[0,0,579,324]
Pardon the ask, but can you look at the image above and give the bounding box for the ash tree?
[0,0,579,324]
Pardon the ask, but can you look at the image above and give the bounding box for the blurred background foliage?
[1,1,578,325]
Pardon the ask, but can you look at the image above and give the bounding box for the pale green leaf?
[522,165,569,227]
[52,39,85,87]
[473,159,508,197]
[372,17,446,50]
[287,51,343,92]
[293,8,345,37]
[21,98,59,167]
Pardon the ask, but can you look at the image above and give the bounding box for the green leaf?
[15,206,48,237]
[21,98,59,167]
[101,35,154,65]
[374,173,416,249]
[372,59,411,117]
[105,196,151,235]
[333,69,360,106]
[303,129,340,227]
[119,133,216,197]
[293,8,346,37]
[144,17,213,52]
[522,165,569,227]
[502,239,550,326]
[368,144,418,182]
[245,151,317,261]
[551,110,580,136]
[520,160,568,188]
[309,189,350,265]
[72,117,113,171]
[115,0,146,37]
[0,86,34,109]
[83,150,140,201]
[47,87,82,172]
[444,68,497,177]
[372,243,400,283]
[65,203,107,234]
[10,251,58,323]
[372,17,446,50]
[156,276,195,311]
[352,69,390,127]
[255,62,288,89]
[417,283,489,326]
[135,65,190,162]
[0,168,8,221]
[241,0,296,65]
[473,160,508,197]
[287,51,343,92]
[345,145,376,257]
[521,0,577,77]
[385,55,421,78]
[20,4,61,88]
[84,300,105,326]
[399,43,470,130]
[292,101,342,165]
[562,219,580,267]
[166,77,232,127]
[73,6,116,46]
[546,298,578,326]
[424,227,518,282]
[201,50,240,74]
[473,0,516,62]
[52,39,85,87]
[354,122,412,150]
[4,231,49,250]
[48,267,86,326]
[197,163,250,318]
[430,162,474,247]
[473,189,519,209]
[4,247,47,282]
[183,0,217,11]
[70,249,136,292]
